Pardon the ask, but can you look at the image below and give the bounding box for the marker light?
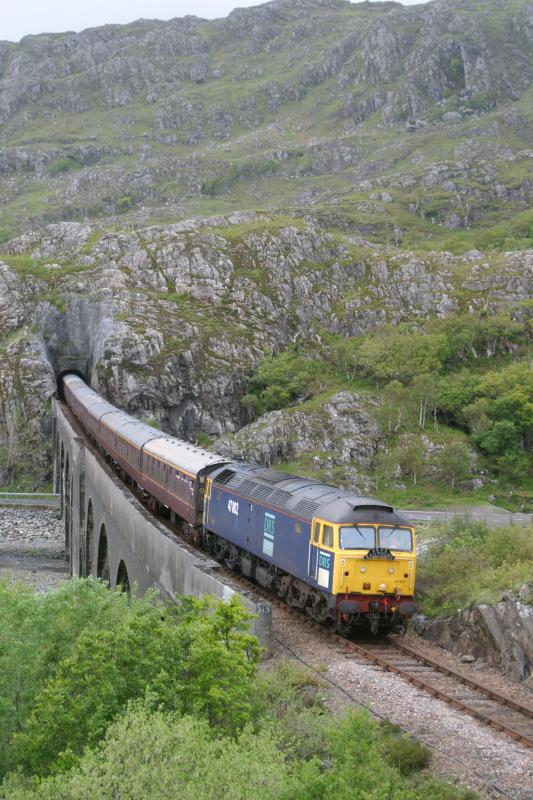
[360,566,367,573]
[388,567,395,574]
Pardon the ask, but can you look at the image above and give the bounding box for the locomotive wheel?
[306,593,329,624]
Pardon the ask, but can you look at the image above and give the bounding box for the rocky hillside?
[0,213,531,495]
[1,0,533,251]
[0,0,532,502]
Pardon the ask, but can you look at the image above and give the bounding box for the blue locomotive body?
[206,481,335,593]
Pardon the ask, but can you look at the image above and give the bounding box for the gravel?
[0,507,69,592]
[271,608,533,800]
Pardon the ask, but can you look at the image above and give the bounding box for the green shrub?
[417,520,533,617]
[49,157,78,175]
[2,704,297,800]
[242,347,327,416]
[0,227,14,244]
[201,176,226,195]
[0,581,259,778]
[0,590,479,800]
[379,723,431,774]
[116,195,134,211]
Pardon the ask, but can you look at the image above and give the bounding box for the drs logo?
[264,514,275,537]
[263,512,276,557]
[318,552,331,570]
[227,499,239,516]
[317,550,332,590]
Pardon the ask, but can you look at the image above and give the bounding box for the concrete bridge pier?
[53,398,272,652]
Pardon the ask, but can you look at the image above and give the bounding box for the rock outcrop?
[215,391,381,491]
[414,584,533,685]
[0,0,533,234]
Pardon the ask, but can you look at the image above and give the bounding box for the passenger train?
[63,373,417,634]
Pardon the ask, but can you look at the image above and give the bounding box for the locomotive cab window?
[313,522,321,543]
[340,526,376,550]
[378,527,412,552]
[322,525,334,548]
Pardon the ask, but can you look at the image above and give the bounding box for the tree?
[2,704,297,800]
[394,435,427,486]
[411,374,438,430]
[435,442,471,489]
[377,381,412,434]
[0,580,131,777]
[10,591,259,776]
[355,326,449,384]
[475,420,522,456]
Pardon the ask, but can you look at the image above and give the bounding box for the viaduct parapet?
[53,398,272,651]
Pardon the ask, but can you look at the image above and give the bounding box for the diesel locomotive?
[63,373,417,634]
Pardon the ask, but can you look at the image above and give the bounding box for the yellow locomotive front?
[310,513,417,635]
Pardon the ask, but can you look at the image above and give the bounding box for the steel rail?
[328,636,533,749]
[388,638,533,719]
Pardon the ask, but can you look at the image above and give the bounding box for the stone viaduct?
[52,397,272,650]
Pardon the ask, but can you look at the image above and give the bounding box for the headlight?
[378,583,386,592]
[360,566,367,573]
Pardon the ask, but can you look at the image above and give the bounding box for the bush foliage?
[416,518,533,617]
[0,579,479,800]
[240,307,532,492]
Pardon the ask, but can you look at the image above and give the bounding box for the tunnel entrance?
[97,523,110,585]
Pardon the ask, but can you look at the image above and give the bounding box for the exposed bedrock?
[414,585,533,685]
[0,218,532,485]
[215,391,380,493]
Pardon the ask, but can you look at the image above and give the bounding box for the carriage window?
[340,526,376,550]
[322,525,334,548]
[378,527,412,552]
[313,522,320,543]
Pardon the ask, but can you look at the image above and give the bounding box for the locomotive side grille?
[249,484,274,501]
[214,469,236,485]
[292,499,320,519]
[269,489,292,507]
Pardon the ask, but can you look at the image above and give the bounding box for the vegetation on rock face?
[416,518,533,617]
[0,0,531,507]
[0,0,532,246]
[0,579,478,800]
[236,305,532,504]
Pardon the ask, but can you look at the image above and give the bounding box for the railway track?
[220,566,533,750]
